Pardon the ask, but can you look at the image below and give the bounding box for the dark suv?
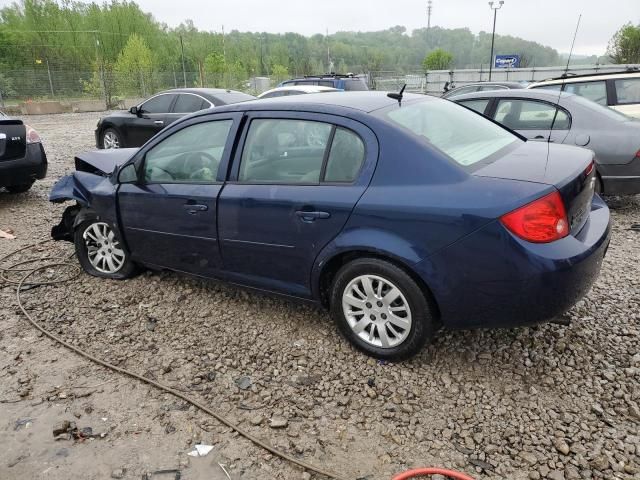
[0,112,47,193]
[279,74,368,91]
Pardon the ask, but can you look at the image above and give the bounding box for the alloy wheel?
[103,131,120,149]
[83,222,126,274]
[342,274,412,348]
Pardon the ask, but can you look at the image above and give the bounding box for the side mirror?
[129,106,140,116]
[118,163,139,184]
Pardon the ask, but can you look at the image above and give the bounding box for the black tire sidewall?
[74,218,136,280]
[330,258,434,361]
[6,182,34,193]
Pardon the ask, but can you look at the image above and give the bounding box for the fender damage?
[49,149,135,241]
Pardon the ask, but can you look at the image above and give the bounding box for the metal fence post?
[45,58,55,98]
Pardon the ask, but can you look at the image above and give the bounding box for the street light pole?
[488,0,504,81]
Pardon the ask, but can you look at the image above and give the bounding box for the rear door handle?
[154,120,164,126]
[183,203,208,214]
[295,210,330,222]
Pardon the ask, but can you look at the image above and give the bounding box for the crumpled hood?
[74,148,138,175]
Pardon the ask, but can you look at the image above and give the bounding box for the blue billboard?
[494,55,521,68]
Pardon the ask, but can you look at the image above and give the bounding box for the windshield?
[380,99,521,166]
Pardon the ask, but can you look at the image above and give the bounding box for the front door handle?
[533,135,545,139]
[295,210,330,223]
[183,203,208,214]
[154,120,164,126]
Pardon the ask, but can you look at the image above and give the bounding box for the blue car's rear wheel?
[74,217,137,280]
[330,258,434,360]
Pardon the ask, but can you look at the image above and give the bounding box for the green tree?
[423,48,454,70]
[114,34,153,96]
[204,52,225,87]
[607,23,640,64]
[271,64,289,83]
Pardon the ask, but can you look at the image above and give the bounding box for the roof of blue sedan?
[222,91,433,113]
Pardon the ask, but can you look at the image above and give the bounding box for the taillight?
[25,125,41,144]
[500,190,569,243]
[635,149,640,159]
[584,160,594,177]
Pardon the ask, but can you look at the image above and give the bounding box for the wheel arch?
[99,123,123,148]
[315,248,442,324]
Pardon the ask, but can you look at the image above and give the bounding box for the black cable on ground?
[1,241,350,480]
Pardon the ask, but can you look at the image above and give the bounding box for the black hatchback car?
[95,88,255,149]
[0,112,47,193]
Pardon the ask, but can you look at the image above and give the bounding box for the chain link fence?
[0,64,274,110]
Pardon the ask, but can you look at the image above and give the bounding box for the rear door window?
[564,81,607,106]
[140,94,176,114]
[494,99,570,130]
[173,94,210,113]
[614,78,640,104]
[239,119,332,183]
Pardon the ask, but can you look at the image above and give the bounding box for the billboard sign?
[495,55,521,68]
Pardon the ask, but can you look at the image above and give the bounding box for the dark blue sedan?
[49,92,611,360]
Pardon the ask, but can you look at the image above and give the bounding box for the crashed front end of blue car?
[49,149,137,242]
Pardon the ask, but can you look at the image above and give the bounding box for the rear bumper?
[418,195,611,329]
[599,157,640,195]
[0,143,47,188]
[601,175,640,196]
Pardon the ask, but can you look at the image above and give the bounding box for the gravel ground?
[1,112,639,480]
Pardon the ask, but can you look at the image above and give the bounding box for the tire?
[74,217,137,279]
[6,182,34,193]
[330,258,435,360]
[101,128,122,149]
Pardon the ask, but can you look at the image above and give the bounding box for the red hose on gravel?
[392,468,476,480]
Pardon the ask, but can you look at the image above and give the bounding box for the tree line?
[0,0,636,102]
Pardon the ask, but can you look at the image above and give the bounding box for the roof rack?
[541,66,639,82]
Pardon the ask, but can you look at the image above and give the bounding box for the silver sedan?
[451,89,640,195]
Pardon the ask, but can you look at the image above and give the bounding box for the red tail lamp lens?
[500,191,569,243]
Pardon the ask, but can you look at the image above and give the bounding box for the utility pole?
[180,34,187,87]
[488,1,504,81]
[326,28,331,73]
[427,1,433,30]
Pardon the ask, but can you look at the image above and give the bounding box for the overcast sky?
[125,0,638,56]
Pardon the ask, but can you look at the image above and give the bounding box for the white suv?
[528,69,640,119]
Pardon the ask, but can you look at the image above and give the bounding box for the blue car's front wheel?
[74,217,137,280]
[330,258,435,360]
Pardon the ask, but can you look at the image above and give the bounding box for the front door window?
[144,120,232,183]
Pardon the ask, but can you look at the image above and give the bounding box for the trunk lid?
[0,118,26,161]
[474,141,595,235]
